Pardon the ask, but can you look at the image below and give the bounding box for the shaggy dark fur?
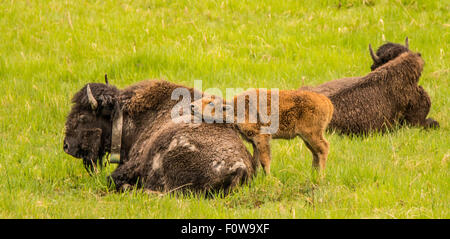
[63,80,257,195]
[301,41,439,135]
[370,42,409,71]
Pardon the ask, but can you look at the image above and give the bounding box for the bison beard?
[80,128,103,173]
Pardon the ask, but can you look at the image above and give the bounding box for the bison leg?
[252,134,272,175]
[251,142,261,168]
[424,117,440,128]
[220,165,248,196]
[300,130,329,173]
[404,86,439,129]
[107,162,141,191]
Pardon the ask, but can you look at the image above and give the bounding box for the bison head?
[369,37,413,71]
[63,82,120,173]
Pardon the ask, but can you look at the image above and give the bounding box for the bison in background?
[63,80,258,195]
[301,38,439,135]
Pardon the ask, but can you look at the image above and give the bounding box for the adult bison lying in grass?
[301,38,439,135]
[63,79,257,195]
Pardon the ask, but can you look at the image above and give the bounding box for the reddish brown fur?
[191,89,333,174]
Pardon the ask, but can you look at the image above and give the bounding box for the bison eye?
[208,102,214,107]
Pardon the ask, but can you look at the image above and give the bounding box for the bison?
[190,89,333,175]
[301,38,439,135]
[63,79,258,195]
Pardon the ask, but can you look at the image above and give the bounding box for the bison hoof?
[120,184,132,191]
[425,118,440,129]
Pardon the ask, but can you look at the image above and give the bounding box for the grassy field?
[0,0,448,218]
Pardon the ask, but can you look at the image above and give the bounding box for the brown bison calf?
[191,89,333,174]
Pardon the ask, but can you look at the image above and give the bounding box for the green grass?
[0,0,448,218]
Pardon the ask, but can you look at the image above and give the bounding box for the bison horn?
[86,84,98,110]
[369,44,380,63]
[104,73,109,85]
[405,37,409,49]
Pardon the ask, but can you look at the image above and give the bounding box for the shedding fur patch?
[229,160,246,172]
[167,136,198,152]
[212,160,225,172]
[152,153,162,170]
[167,138,178,151]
